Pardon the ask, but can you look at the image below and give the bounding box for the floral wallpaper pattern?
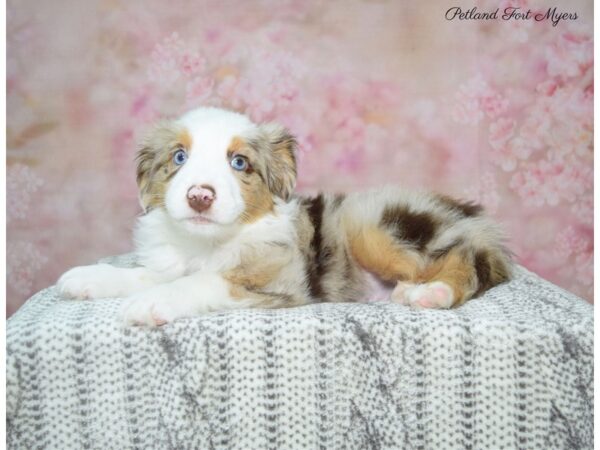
[7,0,593,316]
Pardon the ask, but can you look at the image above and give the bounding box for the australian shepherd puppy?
[58,107,512,326]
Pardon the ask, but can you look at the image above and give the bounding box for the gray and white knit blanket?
[7,254,594,449]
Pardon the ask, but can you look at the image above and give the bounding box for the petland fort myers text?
[445,6,577,27]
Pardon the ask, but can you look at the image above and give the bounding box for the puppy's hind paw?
[391,281,454,309]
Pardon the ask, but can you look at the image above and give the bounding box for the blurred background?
[7,0,593,316]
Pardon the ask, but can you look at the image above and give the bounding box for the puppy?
[57,107,512,326]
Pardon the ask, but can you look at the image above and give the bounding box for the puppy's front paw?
[57,264,125,300]
[120,287,197,327]
[391,281,454,309]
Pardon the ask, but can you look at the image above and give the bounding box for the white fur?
[134,198,298,276]
[120,273,254,326]
[57,264,173,299]
[165,108,257,234]
[58,198,301,325]
[57,108,303,325]
[58,107,295,325]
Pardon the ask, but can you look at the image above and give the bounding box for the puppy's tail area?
[469,240,514,298]
[426,218,514,302]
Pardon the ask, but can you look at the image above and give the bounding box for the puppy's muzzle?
[187,185,216,213]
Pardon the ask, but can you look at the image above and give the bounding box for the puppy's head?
[136,107,297,235]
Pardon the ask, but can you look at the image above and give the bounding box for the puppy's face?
[136,108,297,235]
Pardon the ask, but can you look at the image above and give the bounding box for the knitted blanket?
[7,254,594,449]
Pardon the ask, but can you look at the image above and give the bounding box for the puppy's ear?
[136,141,155,212]
[255,123,297,200]
[135,120,180,212]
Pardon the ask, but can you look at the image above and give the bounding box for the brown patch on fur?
[418,250,477,306]
[473,249,511,297]
[302,195,332,299]
[136,121,192,211]
[380,206,438,251]
[227,136,275,223]
[473,251,491,296]
[437,195,483,217]
[348,225,422,282]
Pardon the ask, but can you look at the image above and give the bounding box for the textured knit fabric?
[6,254,594,450]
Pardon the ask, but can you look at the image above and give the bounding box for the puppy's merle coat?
[58,108,512,326]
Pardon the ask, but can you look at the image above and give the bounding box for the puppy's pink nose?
[187,184,216,213]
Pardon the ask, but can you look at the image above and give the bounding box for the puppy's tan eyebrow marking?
[227,136,252,158]
[227,136,257,175]
[177,128,193,150]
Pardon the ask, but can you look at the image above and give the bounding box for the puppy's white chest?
[184,244,240,274]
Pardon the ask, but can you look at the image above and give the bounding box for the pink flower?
[555,225,588,259]
[508,137,535,160]
[216,76,242,108]
[334,148,364,174]
[452,75,508,124]
[7,164,44,224]
[546,31,593,80]
[147,32,185,83]
[279,112,315,154]
[574,251,593,286]
[218,49,304,122]
[536,80,558,96]
[462,171,500,214]
[185,76,215,107]
[489,118,516,150]
[554,224,593,291]
[129,89,157,122]
[491,145,518,172]
[452,93,484,125]
[7,242,47,295]
[481,93,509,119]
[509,157,591,207]
[509,165,546,207]
[519,112,551,150]
[571,196,593,226]
[179,53,206,77]
[147,33,207,83]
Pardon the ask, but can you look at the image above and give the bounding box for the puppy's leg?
[347,224,424,287]
[346,224,469,309]
[411,250,477,308]
[57,264,177,300]
[120,272,299,327]
[392,250,477,309]
[393,246,512,309]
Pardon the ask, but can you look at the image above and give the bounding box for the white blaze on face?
[164,108,256,232]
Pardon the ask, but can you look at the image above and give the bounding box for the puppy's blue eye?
[230,155,248,171]
[173,149,187,165]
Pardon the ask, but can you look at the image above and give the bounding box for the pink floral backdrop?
[7,0,593,316]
